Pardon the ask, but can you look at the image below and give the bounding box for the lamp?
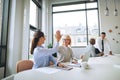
[114,0,118,16]
[104,0,109,16]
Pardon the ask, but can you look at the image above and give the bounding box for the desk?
[14,54,120,80]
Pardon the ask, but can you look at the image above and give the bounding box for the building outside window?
[29,0,42,59]
[52,1,99,47]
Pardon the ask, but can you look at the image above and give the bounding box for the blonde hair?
[62,35,71,45]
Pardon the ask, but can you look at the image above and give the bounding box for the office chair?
[16,60,33,73]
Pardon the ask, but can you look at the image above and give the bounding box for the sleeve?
[49,55,57,66]
[57,47,64,62]
[86,45,95,57]
[95,38,102,52]
[38,42,59,55]
[90,46,96,57]
[70,48,77,60]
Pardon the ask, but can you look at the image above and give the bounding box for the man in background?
[95,32,112,55]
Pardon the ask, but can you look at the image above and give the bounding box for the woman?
[30,30,64,69]
[82,38,103,58]
[57,35,77,63]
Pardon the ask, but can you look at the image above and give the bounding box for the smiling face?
[101,33,106,39]
[62,35,71,47]
[63,39,70,46]
[37,36,46,46]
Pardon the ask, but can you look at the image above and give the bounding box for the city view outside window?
[52,2,99,47]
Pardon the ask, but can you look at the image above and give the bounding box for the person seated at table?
[95,32,112,55]
[57,35,77,63]
[85,38,104,57]
[30,30,64,69]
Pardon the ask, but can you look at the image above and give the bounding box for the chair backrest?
[16,60,33,73]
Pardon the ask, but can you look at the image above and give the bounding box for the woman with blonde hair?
[57,35,77,63]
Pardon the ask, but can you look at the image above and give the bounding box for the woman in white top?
[57,35,77,63]
[85,38,103,57]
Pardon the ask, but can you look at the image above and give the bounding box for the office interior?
[0,0,120,79]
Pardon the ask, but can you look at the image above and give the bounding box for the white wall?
[6,0,30,76]
[98,0,120,54]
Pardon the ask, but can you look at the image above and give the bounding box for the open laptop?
[81,52,90,62]
[67,52,90,67]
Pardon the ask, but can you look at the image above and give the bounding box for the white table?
[14,54,120,80]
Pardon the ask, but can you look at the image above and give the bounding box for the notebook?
[56,66,73,70]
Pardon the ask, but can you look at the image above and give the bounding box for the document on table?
[67,63,81,67]
[36,67,61,74]
[55,66,73,70]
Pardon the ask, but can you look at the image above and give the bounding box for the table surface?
[14,54,120,80]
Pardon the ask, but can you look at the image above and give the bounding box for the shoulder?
[34,46,43,52]
[58,46,64,49]
[33,47,39,54]
[96,37,101,40]
[86,44,94,49]
[96,37,102,42]
[104,38,108,41]
[68,46,72,50]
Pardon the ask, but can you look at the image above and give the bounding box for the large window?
[29,0,42,59]
[52,1,99,47]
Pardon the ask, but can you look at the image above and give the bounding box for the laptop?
[81,52,90,62]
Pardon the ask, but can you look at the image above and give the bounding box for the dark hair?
[30,29,44,54]
[89,38,95,45]
[101,32,106,35]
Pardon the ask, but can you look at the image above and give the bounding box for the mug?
[81,62,89,69]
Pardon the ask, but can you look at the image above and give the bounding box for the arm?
[91,46,96,57]
[70,48,77,61]
[49,55,57,66]
[70,48,78,63]
[38,42,59,55]
[106,39,112,55]
[57,47,64,62]
[49,55,65,67]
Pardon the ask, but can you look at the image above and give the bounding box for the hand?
[55,30,62,42]
[49,61,54,65]
[80,55,83,59]
[109,51,112,55]
[57,63,65,68]
[99,52,104,56]
[72,60,78,64]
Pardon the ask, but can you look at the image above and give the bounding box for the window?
[52,1,99,47]
[0,0,10,77]
[29,0,39,27]
[29,0,42,59]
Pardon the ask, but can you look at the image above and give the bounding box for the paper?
[68,63,81,67]
[36,67,61,74]
[56,66,73,70]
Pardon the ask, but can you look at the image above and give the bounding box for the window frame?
[28,0,42,59]
[52,0,100,48]
[0,0,10,77]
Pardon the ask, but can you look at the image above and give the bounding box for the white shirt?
[95,37,111,54]
[85,44,97,57]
